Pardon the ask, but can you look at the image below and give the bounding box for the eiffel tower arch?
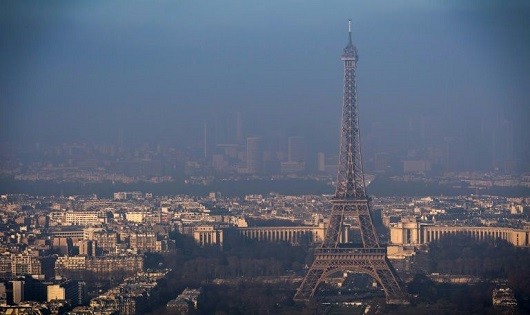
[294,20,409,304]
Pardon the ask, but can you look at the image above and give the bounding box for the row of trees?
[198,282,307,315]
[146,231,312,314]
[427,234,530,312]
[147,230,530,313]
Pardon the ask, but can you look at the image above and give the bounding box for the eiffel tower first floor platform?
[294,247,409,305]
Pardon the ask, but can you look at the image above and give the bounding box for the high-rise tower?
[294,21,408,304]
[246,137,262,174]
[288,136,306,163]
[236,112,243,144]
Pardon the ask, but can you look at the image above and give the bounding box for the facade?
[125,212,146,223]
[47,284,65,301]
[389,217,530,250]
[91,230,118,254]
[55,255,143,278]
[167,287,201,314]
[77,240,96,257]
[288,136,306,163]
[51,228,84,239]
[45,280,82,305]
[129,232,157,252]
[280,161,306,174]
[189,222,338,246]
[403,160,431,174]
[317,152,338,174]
[10,254,36,276]
[246,137,262,174]
[193,226,223,246]
[87,255,143,275]
[237,225,326,245]
[52,237,73,255]
[0,254,11,277]
[282,136,306,173]
[87,272,166,315]
[55,256,87,275]
[113,191,143,201]
[118,295,147,315]
[11,281,24,304]
[64,211,103,226]
[492,287,517,307]
[0,282,6,304]
[10,253,55,278]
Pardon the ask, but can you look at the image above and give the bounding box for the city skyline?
[0,109,523,175]
[1,1,529,172]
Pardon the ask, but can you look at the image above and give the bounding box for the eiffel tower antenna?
[348,19,352,44]
[294,20,409,304]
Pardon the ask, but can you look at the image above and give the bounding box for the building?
[64,211,104,226]
[113,191,143,201]
[77,239,96,257]
[55,256,87,277]
[246,137,262,174]
[193,226,223,246]
[288,136,306,167]
[125,212,146,223]
[10,281,24,304]
[23,277,47,302]
[317,152,338,174]
[492,287,517,307]
[90,230,118,254]
[388,217,530,257]
[167,287,202,314]
[47,284,64,301]
[57,255,143,280]
[236,224,326,245]
[52,237,73,255]
[0,282,6,304]
[51,228,84,239]
[87,255,143,276]
[236,112,243,144]
[10,253,55,279]
[0,253,12,277]
[403,160,431,174]
[87,272,167,315]
[47,280,84,305]
[129,232,157,252]
[280,161,305,173]
[374,152,390,173]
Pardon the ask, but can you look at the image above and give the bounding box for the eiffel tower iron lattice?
[294,21,409,304]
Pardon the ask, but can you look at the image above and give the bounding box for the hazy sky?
[1,1,529,161]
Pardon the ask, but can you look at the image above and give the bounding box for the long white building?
[388,217,529,257]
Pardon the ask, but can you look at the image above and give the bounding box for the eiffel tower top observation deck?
[342,19,358,60]
[335,19,366,200]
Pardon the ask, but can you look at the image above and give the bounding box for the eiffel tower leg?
[294,263,325,301]
[370,259,409,304]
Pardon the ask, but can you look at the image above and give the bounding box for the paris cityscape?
[1,1,530,314]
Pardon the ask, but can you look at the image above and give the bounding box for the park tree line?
[426,234,530,312]
[146,231,311,314]
[147,230,530,314]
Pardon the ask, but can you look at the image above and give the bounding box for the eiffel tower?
[294,21,408,304]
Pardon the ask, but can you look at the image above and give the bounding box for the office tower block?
[246,137,262,174]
